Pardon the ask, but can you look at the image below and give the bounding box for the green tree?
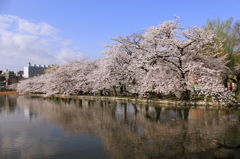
[233,20,240,53]
[203,18,240,98]
[43,64,59,74]
[232,20,240,96]
[203,18,237,68]
[227,20,240,70]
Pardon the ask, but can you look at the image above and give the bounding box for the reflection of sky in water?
[0,98,106,159]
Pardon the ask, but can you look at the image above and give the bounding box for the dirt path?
[0,91,19,95]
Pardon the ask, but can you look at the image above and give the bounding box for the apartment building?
[24,63,47,78]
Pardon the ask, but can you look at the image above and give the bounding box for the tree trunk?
[180,90,190,100]
[179,66,190,100]
[119,85,127,96]
[123,85,127,95]
[99,90,103,96]
[120,86,123,94]
[223,74,229,88]
[112,86,117,96]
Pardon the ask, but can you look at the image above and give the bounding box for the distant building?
[0,70,4,88]
[0,69,23,90]
[23,63,47,78]
[16,70,24,77]
[8,70,16,84]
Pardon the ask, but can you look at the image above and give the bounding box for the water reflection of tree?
[17,97,240,158]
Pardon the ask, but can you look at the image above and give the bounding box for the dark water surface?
[0,94,240,159]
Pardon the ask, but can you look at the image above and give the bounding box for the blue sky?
[0,0,239,71]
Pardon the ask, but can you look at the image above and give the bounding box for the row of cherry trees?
[17,18,236,103]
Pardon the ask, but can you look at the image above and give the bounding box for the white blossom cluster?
[17,18,237,104]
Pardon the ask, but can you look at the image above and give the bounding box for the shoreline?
[0,91,19,95]
[29,93,240,109]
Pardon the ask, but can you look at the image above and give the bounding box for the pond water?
[0,94,240,159]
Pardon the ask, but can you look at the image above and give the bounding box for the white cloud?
[18,19,58,36]
[61,39,73,47]
[0,14,83,71]
[55,48,83,64]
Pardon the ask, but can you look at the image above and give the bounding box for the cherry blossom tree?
[110,17,232,101]
[17,58,98,96]
[98,43,139,95]
[17,17,237,103]
[42,58,98,96]
[17,66,57,95]
[89,58,114,95]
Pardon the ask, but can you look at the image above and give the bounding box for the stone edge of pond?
[28,93,240,109]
